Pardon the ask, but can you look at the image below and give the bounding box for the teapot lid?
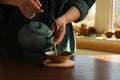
[26,22,52,36]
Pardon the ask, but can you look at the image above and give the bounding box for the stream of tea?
[53,46,58,55]
[51,43,58,55]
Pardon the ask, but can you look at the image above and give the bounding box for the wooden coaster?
[43,59,75,68]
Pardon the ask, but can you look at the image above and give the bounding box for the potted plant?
[79,23,87,35]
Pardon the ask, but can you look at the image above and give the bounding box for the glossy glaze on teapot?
[18,12,57,52]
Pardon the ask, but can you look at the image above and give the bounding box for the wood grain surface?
[0,55,120,80]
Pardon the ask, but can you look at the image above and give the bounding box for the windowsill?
[75,49,115,55]
[76,35,120,54]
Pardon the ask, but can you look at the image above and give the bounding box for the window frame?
[95,0,114,33]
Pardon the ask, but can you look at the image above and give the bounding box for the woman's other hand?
[51,17,67,47]
[51,6,80,46]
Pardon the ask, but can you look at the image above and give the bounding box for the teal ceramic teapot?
[18,13,57,52]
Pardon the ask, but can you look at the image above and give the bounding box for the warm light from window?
[113,0,120,30]
[92,55,120,64]
[72,3,96,27]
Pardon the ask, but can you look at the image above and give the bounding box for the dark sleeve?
[0,4,18,24]
[71,0,95,22]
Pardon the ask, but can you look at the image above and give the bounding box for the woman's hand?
[51,6,80,47]
[18,0,44,19]
[51,17,67,46]
[0,0,44,19]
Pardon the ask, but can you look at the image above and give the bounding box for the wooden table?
[0,55,120,80]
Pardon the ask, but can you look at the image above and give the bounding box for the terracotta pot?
[79,27,87,35]
[79,27,96,36]
[86,27,96,35]
[114,30,120,38]
[104,31,113,38]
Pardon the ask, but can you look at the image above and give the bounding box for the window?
[93,0,120,33]
[72,3,96,27]
[73,0,120,33]
[75,0,120,53]
[113,0,120,30]
[95,0,120,32]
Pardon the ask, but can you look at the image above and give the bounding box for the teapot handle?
[46,11,57,39]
